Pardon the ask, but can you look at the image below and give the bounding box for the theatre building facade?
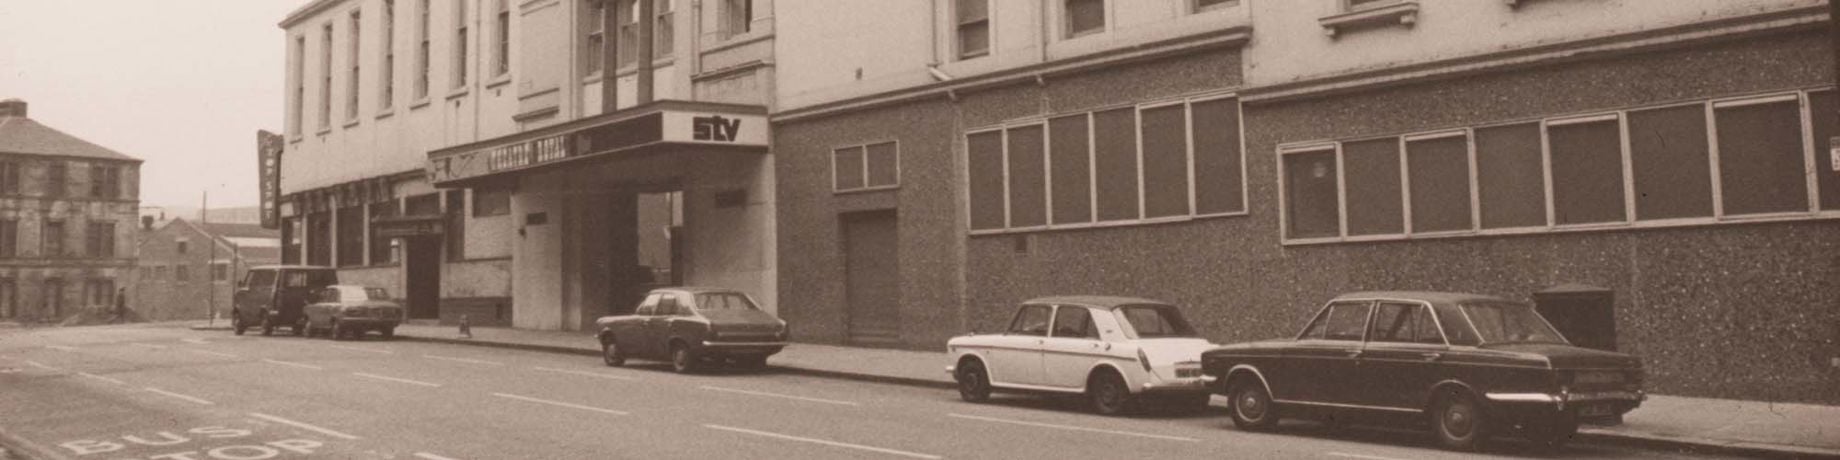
[277,0,777,330]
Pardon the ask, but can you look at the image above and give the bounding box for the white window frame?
[1061,0,1108,40]
[347,8,364,124]
[954,0,991,60]
[1192,0,1238,14]
[831,140,903,194]
[379,0,398,113]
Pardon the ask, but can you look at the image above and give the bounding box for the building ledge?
[1319,1,1419,38]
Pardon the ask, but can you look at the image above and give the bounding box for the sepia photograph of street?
[2,0,1839,459]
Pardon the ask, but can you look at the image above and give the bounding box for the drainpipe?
[602,0,620,113]
[637,0,656,104]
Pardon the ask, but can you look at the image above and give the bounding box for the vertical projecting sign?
[257,130,285,229]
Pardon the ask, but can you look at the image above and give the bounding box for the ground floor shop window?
[306,211,331,266]
[336,205,364,267]
[371,200,399,265]
[282,217,301,264]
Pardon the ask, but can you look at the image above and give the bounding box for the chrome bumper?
[1486,390,1645,404]
[1141,375,1216,392]
[700,340,789,348]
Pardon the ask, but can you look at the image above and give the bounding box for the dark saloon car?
[1203,292,1644,451]
[594,287,788,373]
[232,265,339,336]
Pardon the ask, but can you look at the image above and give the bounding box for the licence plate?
[1175,368,1201,378]
[1578,404,1614,418]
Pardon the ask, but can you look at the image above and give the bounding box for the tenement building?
[277,0,775,329]
[0,99,141,323]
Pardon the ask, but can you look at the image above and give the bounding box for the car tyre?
[231,312,246,336]
[670,343,699,374]
[329,320,346,341]
[260,313,275,336]
[1227,377,1280,431]
[601,340,626,367]
[1522,415,1577,453]
[956,360,992,403]
[1432,389,1489,451]
[293,318,308,337]
[1087,371,1134,416]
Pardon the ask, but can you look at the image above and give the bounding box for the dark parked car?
[232,265,338,336]
[302,285,405,340]
[1203,292,1644,451]
[594,287,788,373]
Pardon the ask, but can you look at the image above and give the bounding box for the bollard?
[458,314,473,339]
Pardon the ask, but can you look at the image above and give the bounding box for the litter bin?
[1532,284,1617,352]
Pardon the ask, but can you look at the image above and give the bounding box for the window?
[1300,301,1370,341]
[1282,147,1339,239]
[0,280,14,319]
[446,190,466,259]
[176,265,191,282]
[453,0,469,88]
[658,294,685,316]
[1547,115,1625,225]
[41,220,64,258]
[348,8,363,121]
[1192,0,1236,13]
[969,97,1246,233]
[0,220,15,258]
[1628,105,1713,220]
[381,0,397,110]
[1475,123,1546,229]
[321,22,334,129]
[282,217,302,264]
[46,162,66,198]
[722,0,752,39]
[1458,302,1566,345]
[292,35,306,135]
[583,0,605,76]
[615,0,669,66]
[1050,306,1097,339]
[1116,304,1197,338]
[1064,0,1104,38]
[212,263,229,282]
[1810,91,1840,211]
[1369,303,1444,345]
[43,279,62,317]
[337,205,364,267]
[474,188,511,216]
[694,293,760,311]
[1343,138,1402,236]
[370,200,399,264]
[832,142,898,192]
[0,161,17,195]
[307,211,332,266]
[86,222,115,258]
[1346,0,1392,10]
[1407,134,1473,232]
[88,164,120,199]
[416,0,431,99]
[86,279,113,306]
[654,0,673,59]
[177,239,189,254]
[1714,98,1808,215]
[955,0,989,59]
[493,0,510,78]
[1007,304,1052,336]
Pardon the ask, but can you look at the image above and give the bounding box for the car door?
[620,294,661,358]
[1355,302,1449,410]
[985,304,1051,387]
[1039,305,1106,389]
[645,294,683,358]
[238,269,277,321]
[1278,300,1372,405]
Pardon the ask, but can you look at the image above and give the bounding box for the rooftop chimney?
[0,99,24,118]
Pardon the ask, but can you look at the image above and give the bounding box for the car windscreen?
[363,287,391,301]
[1114,304,1198,339]
[283,270,337,289]
[695,293,759,311]
[1458,301,1568,345]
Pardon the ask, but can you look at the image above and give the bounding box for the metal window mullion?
[1465,128,1481,231]
[860,144,871,191]
[1088,112,1098,223]
[1399,136,1413,235]
[1236,99,1249,214]
[1336,143,1349,238]
[1540,120,1556,227]
[1706,103,1725,218]
[1001,128,1012,229]
[1800,91,1820,212]
[1184,101,1197,217]
[1618,113,1635,223]
[1044,121,1055,226]
[1134,106,1146,220]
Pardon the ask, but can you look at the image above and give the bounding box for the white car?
[945,296,1218,415]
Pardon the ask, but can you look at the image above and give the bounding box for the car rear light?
[1137,349,1153,373]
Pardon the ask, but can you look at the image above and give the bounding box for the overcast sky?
[0,1,300,211]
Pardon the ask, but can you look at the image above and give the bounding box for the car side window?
[635,294,661,316]
[1306,301,1371,341]
[658,295,681,316]
[1050,306,1098,339]
[1370,303,1443,345]
[246,270,276,290]
[1007,305,1052,336]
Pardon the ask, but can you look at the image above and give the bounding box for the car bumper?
[1486,390,1645,425]
[698,341,786,356]
[1140,375,1216,394]
[334,318,401,329]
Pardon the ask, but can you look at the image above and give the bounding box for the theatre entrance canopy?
[426,101,768,187]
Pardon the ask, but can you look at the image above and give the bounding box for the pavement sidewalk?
[391,324,1839,459]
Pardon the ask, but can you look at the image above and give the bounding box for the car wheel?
[1522,415,1578,452]
[670,343,698,374]
[329,320,346,341]
[293,318,308,337]
[1087,371,1134,416]
[260,313,275,336]
[601,340,626,367]
[1432,389,1489,451]
[1227,377,1279,431]
[231,313,246,336]
[956,360,992,403]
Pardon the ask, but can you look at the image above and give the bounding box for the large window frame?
[954,0,990,60]
[1278,89,1840,245]
[966,92,1248,235]
[832,141,901,194]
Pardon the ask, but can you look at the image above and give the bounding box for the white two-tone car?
[946,296,1218,415]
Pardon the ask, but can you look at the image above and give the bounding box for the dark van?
[233,265,339,336]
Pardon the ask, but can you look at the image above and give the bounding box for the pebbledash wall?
[775,0,1839,404]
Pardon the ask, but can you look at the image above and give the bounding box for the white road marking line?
[703,424,942,460]
[422,355,504,366]
[181,338,209,344]
[45,345,77,352]
[352,372,442,387]
[1327,452,1410,460]
[946,413,1200,442]
[329,345,394,354]
[130,343,168,350]
[414,453,461,460]
[76,372,126,385]
[491,393,629,416]
[144,387,215,405]
[532,366,638,381]
[249,412,362,440]
[187,349,239,358]
[262,359,324,370]
[21,360,58,371]
[700,385,861,406]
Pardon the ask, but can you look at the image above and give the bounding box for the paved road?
[0,324,1739,460]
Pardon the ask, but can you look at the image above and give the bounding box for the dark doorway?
[44,279,64,320]
[843,210,899,344]
[1533,284,1617,351]
[404,236,441,319]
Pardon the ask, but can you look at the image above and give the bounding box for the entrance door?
[404,236,441,319]
[842,211,899,343]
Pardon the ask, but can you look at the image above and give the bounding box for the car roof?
[1023,295,1172,309]
[1332,291,1517,306]
[648,286,746,295]
[248,264,336,271]
[324,284,377,290]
